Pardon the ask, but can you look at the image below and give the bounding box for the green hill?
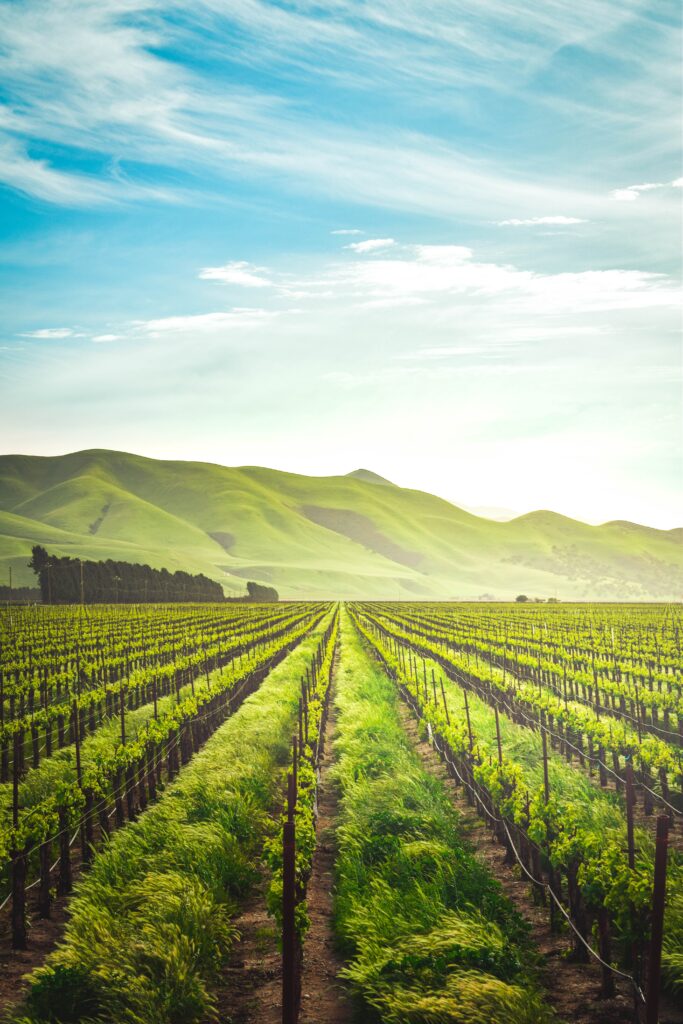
[0,449,680,600]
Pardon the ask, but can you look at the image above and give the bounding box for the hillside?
[0,449,680,600]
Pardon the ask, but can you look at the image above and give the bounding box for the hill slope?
[0,450,680,600]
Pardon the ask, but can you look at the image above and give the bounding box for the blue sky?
[0,0,681,527]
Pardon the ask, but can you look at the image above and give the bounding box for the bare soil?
[0,840,90,1016]
[211,869,282,1024]
[0,893,71,1014]
[212,658,352,1024]
[299,685,353,1024]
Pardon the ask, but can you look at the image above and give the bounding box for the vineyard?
[0,601,681,1024]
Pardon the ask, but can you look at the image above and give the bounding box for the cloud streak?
[497,216,587,226]
[0,0,678,233]
[345,238,396,253]
[20,327,74,339]
[138,309,279,335]
[21,239,680,347]
[199,262,273,287]
[610,179,682,201]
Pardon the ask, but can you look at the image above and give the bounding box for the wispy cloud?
[331,229,363,235]
[1,0,677,231]
[334,243,681,314]
[20,327,74,339]
[38,240,680,350]
[138,308,278,335]
[199,262,273,287]
[345,238,396,254]
[610,179,682,201]
[497,216,587,226]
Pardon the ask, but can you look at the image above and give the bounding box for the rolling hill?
[0,449,680,600]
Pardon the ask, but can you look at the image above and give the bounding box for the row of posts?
[282,617,337,1024]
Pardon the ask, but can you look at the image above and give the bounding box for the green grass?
[329,609,553,1023]
[1,449,681,600]
[10,610,334,1024]
[364,619,683,993]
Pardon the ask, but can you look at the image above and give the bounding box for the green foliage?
[330,611,552,1024]
[663,891,683,994]
[264,613,339,938]
[24,965,103,1024]
[12,611,336,1024]
[352,603,683,993]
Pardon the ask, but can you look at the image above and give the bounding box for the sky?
[0,0,681,528]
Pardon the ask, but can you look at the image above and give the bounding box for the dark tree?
[246,581,279,602]
[28,546,51,603]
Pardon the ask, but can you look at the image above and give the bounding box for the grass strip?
[331,609,552,1024]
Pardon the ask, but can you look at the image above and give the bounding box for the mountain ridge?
[0,449,680,600]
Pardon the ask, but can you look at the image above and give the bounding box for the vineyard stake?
[440,678,450,725]
[541,727,550,804]
[494,702,502,765]
[625,761,635,870]
[10,845,27,949]
[645,815,669,1024]
[287,771,296,821]
[463,688,473,750]
[292,735,298,798]
[282,817,297,1024]
[119,681,126,745]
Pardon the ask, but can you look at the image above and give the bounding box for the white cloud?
[336,243,681,314]
[199,261,273,287]
[63,240,682,349]
[139,308,277,335]
[20,327,74,339]
[331,229,363,235]
[609,180,681,202]
[345,237,396,254]
[497,216,587,226]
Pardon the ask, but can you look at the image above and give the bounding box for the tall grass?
[10,612,334,1024]
[331,611,553,1024]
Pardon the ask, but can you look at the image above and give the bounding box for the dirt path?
[213,653,351,1024]
[211,869,282,1024]
[299,668,352,1024]
[0,838,93,1014]
[0,893,71,1013]
[397,699,661,1024]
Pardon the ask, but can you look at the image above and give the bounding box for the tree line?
[28,546,225,604]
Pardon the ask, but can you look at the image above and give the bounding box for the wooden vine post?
[541,726,558,932]
[282,809,297,1024]
[10,724,27,949]
[645,815,669,1024]
[463,688,473,750]
[440,678,450,725]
